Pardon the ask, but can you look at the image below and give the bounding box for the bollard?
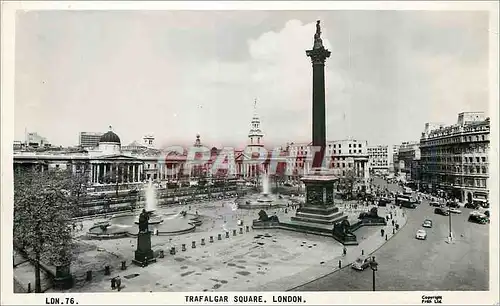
[246,226,249,232]
[218,233,222,240]
[192,241,196,249]
[104,265,111,275]
[233,229,237,236]
[240,227,243,234]
[393,228,395,234]
[121,261,126,270]
[201,238,205,246]
[159,250,165,258]
[27,282,31,293]
[338,260,342,269]
[182,244,186,252]
[225,231,229,238]
[210,236,214,243]
[86,270,92,281]
[385,234,388,241]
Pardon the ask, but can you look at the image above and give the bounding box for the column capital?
[306,47,331,65]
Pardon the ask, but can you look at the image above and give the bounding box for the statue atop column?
[138,209,150,233]
[313,20,324,49]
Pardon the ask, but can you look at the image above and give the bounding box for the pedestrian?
[342,246,347,256]
[392,220,395,227]
[80,223,84,231]
[115,276,122,291]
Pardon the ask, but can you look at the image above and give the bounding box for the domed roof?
[99,126,121,144]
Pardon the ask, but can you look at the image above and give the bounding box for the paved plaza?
[14,195,407,293]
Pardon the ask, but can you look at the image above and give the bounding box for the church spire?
[247,98,264,151]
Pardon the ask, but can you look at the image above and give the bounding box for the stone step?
[294,211,345,221]
[297,206,340,216]
[291,214,347,225]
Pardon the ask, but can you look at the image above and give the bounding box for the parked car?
[434,207,450,216]
[415,229,427,240]
[422,219,433,228]
[468,211,489,224]
[351,256,376,271]
[446,202,460,208]
[430,201,442,207]
[448,208,462,214]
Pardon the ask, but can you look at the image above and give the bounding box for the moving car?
[378,197,391,207]
[415,229,427,240]
[448,208,462,214]
[400,199,417,209]
[434,207,450,216]
[464,203,479,209]
[351,256,376,271]
[430,201,442,207]
[422,219,433,228]
[468,211,489,224]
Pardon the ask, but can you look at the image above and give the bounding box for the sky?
[14,10,490,149]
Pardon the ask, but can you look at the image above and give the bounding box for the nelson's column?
[288,21,357,245]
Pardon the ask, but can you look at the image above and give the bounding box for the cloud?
[14,11,489,148]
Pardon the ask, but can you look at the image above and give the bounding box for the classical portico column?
[96,164,101,184]
[132,164,135,182]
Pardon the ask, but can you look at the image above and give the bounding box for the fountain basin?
[236,193,289,209]
[87,212,199,239]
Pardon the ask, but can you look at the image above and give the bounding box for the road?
[293,177,489,291]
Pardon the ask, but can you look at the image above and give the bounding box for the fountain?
[134,178,163,225]
[257,173,273,203]
[87,178,199,238]
[236,173,287,209]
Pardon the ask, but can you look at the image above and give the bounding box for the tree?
[14,168,87,292]
[339,170,356,199]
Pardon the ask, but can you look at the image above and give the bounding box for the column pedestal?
[132,231,156,267]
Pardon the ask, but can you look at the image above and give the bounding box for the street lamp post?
[370,256,378,291]
[448,208,453,241]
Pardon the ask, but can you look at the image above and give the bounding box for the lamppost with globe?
[370,256,379,291]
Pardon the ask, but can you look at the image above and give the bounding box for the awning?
[473,198,488,202]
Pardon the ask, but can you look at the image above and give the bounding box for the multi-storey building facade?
[367,145,389,174]
[27,132,50,148]
[286,139,370,190]
[13,102,289,191]
[79,132,103,148]
[390,144,399,173]
[420,112,490,204]
[397,141,421,182]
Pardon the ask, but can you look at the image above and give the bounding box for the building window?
[359,144,362,148]
[481,157,486,162]
[349,144,352,148]
[342,163,345,168]
[339,150,342,154]
[358,150,361,153]
[349,150,352,154]
[482,166,487,173]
